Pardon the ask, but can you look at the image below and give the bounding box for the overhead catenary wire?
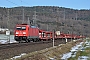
[20,0,30,6]
[5,0,30,7]
[5,0,18,6]
[5,0,31,7]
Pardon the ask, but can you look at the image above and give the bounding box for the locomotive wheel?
[33,39,37,42]
[28,40,31,42]
[19,41,21,43]
[25,39,29,43]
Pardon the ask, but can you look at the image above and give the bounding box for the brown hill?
[0,6,90,36]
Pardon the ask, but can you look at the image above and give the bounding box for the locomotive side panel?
[28,26,39,42]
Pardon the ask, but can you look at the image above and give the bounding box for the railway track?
[0,41,51,49]
[0,38,67,50]
[0,39,67,60]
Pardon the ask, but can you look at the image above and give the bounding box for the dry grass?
[13,40,83,60]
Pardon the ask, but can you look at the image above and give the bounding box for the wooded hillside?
[0,6,90,36]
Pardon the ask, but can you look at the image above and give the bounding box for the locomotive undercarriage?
[14,36,40,43]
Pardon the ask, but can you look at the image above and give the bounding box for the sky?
[0,0,90,9]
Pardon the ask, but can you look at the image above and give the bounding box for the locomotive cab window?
[16,26,26,30]
[22,27,26,30]
[16,27,22,30]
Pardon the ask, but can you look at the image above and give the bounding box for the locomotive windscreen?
[16,26,26,30]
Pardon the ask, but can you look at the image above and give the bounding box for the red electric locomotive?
[14,24,39,42]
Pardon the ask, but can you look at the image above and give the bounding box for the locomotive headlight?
[16,32,19,34]
[23,32,26,34]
